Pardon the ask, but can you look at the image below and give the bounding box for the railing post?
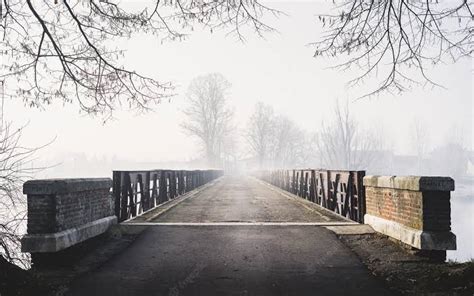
[152,173,158,207]
[121,173,130,222]
[143,172,151,211]
[357,171,366,223]
[113,171,121,219]
[291,170,295,194]
[159,170,167,203]
[170,171,176,199]
[325,170,331,210]
[186,171,192,192]
[178,171,184,195]
[130,175,138,218]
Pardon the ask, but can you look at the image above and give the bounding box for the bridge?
[20,169,456,295]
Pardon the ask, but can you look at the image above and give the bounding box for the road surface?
[66,176,394,296]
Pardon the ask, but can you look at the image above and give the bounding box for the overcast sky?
[6,1,473,170]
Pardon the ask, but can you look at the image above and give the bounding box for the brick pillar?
[363,176,456,256]
[21,178,116,256]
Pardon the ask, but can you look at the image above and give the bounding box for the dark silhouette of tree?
[0,0,278,118]
[1,1,470,111]
[181,73,234,167]
[314,1,473,97]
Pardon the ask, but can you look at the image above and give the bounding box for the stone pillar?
[21,178,117,255]
[363,176,456,256]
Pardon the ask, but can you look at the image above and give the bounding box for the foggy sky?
[6,1,473,173]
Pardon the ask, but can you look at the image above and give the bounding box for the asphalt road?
[66,176,395,296]
[152,176,347,223]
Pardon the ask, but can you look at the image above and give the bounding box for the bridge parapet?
[21,178,117,254]
[258,170,456,258]
[363,175,456,252]
[257,169,366,223]
[20,170,222,266]
[113,169,223,222]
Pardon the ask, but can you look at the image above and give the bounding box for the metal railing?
[113,169,223,222]
[257,169,366,223]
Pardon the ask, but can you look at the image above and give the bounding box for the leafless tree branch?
[0,0,279,118]
[313,0,473,97]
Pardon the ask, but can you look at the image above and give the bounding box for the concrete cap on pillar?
[363,176,455,191]
[23,178,112,195]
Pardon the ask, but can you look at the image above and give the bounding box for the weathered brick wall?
[365,186,423,230]
[27,195,56,234]
[55,189,113,232]
[24,179,113,234]
[364,176,453,232]
[22,178,118,254]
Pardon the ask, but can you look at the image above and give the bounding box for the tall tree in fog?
[430,125,470,178]
[245,102,274,167]
[411,119,430,174]
[181,73,234,167]
[271,116,308,168]
[315,100,383,170]
[246,103,308,168]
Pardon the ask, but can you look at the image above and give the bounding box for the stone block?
[22,216,117,253]
[364,214,456,250]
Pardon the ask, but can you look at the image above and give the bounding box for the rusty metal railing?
[257,169,366,223]
[113,169,223,222]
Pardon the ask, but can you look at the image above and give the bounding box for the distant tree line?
[244,100,383,171]
[181,73,471,178]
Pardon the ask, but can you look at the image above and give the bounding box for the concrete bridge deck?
[66,176,394,295]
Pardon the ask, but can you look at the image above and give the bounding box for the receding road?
[152,176,347,223]
[66,176,394,296]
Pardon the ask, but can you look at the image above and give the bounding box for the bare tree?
[245,103,309,169]
[0,0,278,118]
[411,118,430,173]
[429,124,470,178]
[245,102,274,167]
[0,121,45,270]
[315,100,383,170]
[181,73,234,167]
[270,115,309,168]
[314,1,473,97]
[2,1,471,114]
[221,129,239,171]
[430,143,468,179]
